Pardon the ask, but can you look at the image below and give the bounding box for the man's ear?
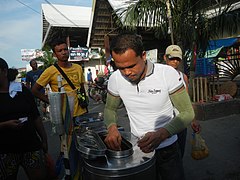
[142,51,147,62]
[163,54,167,61]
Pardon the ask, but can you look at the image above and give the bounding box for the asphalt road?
[18,98,240,180]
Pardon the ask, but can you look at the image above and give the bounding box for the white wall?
[84,59,106,81]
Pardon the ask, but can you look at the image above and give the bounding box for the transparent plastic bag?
[191,132,209,160]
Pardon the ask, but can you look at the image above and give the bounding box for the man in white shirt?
[104,33,195,180]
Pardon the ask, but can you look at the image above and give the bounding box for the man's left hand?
[138,128,170,153]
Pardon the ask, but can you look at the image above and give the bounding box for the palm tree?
[113,0,240,98]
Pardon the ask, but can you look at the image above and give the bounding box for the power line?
[15,0,41,14]
[15,0,59,24]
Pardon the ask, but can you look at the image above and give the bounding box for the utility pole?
[166,0,174,45]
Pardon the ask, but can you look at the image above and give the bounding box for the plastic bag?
[191,132,209,160]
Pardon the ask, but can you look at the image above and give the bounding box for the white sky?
[0,0,92,68]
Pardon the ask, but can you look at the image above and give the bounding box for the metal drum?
[82,146,156,180]
[75,129,156,180]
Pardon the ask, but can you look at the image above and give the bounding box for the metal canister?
[48,92,64,134]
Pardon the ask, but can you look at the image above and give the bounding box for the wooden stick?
[193,78,196,102]
[208,77,211,100]
[200,77,203,102]
[196,77,199,102]
[204,77,208,102]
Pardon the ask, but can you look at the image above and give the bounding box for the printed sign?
[146,49,158,63]
[21,49,44,61]
[69,47,89,61]
[89,47,101,59]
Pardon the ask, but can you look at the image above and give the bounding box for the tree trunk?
[188,42,197,100]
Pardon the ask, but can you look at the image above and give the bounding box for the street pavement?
[18,98,240,180]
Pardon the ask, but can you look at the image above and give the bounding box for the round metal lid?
[75,130,107,159]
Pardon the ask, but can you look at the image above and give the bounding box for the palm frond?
[217,59,240,80]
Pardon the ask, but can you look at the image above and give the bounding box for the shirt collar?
[145,60,154,77]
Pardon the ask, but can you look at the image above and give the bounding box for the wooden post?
[208,77,212,100]
[193,78,196,102]
[200,77,203,102]
[204,77,208,102]
[104,35,110,62]
[217,75,220,94]
[66,36,70,48]
[196,78,199,102]
[212,75,216,96]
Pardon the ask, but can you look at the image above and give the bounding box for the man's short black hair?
[0,58,18,81]
[8,68,18,81]
[30,58,37,65]
[50,38,67,52]
[110,33,144,57]
[0,57,8,70]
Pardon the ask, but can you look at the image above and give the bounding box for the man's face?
[112,49,146,84]
[30,60,37,69]
[53,43,69,62]
[165,56,181,69]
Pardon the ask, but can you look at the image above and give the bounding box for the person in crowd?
[32,38,87,117]
[164,45,201,158]
[87,68,93,85]
[103,33,195,180]
[26,59,44,89]
[32,38,87,179]
[0,58,48,180]
[26,59,47,119]
[8,68,19,81]
[104,60,114,77]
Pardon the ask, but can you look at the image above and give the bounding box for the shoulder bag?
[54,63,89,109]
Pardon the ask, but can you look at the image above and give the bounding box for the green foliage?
[36,45,56,69]
[20,71,26,78]
[217,59,240,80]
[113,0,240,99]
[114,0,240,57]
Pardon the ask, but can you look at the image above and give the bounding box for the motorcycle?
[87,76,108,103]
[88,75,125,108]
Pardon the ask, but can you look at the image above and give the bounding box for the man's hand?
[0,120,24,129]
[191,119,201,133]
[104,124,122,151]
[138,128,170,153]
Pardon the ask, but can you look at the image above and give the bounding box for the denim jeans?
[155,141,185,180]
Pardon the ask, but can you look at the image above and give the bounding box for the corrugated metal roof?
[108,0,129,11]
[41,4,91,28]
[41,4,92,47]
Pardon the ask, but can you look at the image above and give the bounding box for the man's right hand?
[104,124,122,151]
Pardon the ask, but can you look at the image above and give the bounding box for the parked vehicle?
[88,75,125,109]
[88,76,108,103]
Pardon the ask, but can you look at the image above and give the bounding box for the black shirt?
[0,85,42,153]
